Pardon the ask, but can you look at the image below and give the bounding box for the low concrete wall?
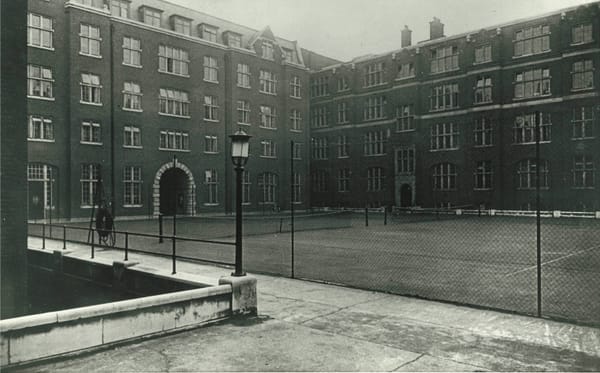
[0,249,258,368]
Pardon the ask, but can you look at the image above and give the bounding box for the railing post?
[62,225,66,250]
[91,229,95,259]
[124,232,129,261]
[365,205,369,227]
[384,206,388,225]
[42,223,46,250]
[171,235,176,275]
[158,213,163,243]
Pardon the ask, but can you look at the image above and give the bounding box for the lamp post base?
[231,271,246,277]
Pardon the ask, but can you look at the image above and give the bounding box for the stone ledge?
[219,275,258,316]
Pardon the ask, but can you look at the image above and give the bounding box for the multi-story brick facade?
[26,1,600,220]
[309,3,600,211]
[26,0,318,220]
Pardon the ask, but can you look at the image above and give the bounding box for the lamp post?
[229,129,252,277]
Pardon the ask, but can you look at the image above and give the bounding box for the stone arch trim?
[152,161,196,217]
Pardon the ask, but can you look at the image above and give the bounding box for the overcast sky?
[167,0,595,61]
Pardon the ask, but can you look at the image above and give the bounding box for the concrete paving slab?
[16,238,600,372]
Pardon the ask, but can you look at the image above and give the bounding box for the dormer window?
[140,6,161,27]
[110,0,129,18]
[261,40,274,60]
[172,16,191,36]
[282,48,298,64]
[225,32,242,48]
[200,24,218,43]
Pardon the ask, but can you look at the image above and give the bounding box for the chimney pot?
[401,25,412,48]
[429,17,444,40]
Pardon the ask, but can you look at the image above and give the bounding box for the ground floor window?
[292,173,302,203]
[123,166,142,206]
[81,163,100,206]
[205,169,218,205]
[516,159,548,190]
[259,172,278,203]
[573,155,594,189]
[367,167,385,191]
[432,163,457,191]
[27,163,56,209]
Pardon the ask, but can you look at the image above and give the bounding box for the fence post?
[124,232,129,261]
[365,205,369,227]
[91,229,95,259]
[279,218,283,233]
[158,213,164,243]
[171,235,176,275]
[384,206,388,225]
[41,223,46,250]
[62,225,67,250]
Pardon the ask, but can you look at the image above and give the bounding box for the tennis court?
[32,210,600,325]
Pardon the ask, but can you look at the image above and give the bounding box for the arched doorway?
[152,161,196,216]
[160,168,187,215]
[400,184,412,207]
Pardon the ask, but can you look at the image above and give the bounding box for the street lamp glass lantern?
[229,129,251,166]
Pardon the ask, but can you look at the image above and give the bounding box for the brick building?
[308,3,600,211]
[26,0,599,221]
[26,0,333,220]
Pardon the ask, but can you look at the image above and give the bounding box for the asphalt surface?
[9,237,600,372]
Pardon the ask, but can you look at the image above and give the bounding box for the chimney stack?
[429,17,444,40]
[401,25,412,48]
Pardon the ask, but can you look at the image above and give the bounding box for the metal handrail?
[27,222,236,273]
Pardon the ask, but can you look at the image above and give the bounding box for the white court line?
[504,245,600,277]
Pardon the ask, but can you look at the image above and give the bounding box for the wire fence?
[28,206,599,326]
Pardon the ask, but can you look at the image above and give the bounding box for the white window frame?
[261,40,274,60]
[292,173,302,204]
[81,121,102,144]
[123,125,141,148]
[364,131,386,156]
[204,169,219,205]
[110,0,130,18]
[431,46,459,74]
[123,166,142,207]
[237,63,251,88]
[123,37,142,67]
[203,56,218,83]
[338,168,350,192]
[396,104,414,132]
[259,70,277,95]
[204,95,219,121]
[474,44,492,64]
[27,64,54,99]
[312,137,328,160]
[474,117,493,147]
[474,161,493,190]
[517,159,549,190]
[514,68,551,99]
[514,25,550,57]
[204,135,218,154]
[159,88,190,117]
[122,81,142,111]
[159,130,189,151]
[572,106,595,140]
[396,147,415,175]
[571,23,593,45]
[433,163,457,191]
[260,139,277,158]
[572,155,594,189]
[81,163,100,207]
[337,135,349,158]
[28,115,54,142]
[260,105,276,129]
[80,73,102,105]
[259,172,278,204]
[158,45,189,77]
[337,102,349,124]
[364,62,385,87]
[290,109,302,132]
[290,76,301,98]
[571,60,594,91]
[28,13,53,50]
[364,96,386,121]
[431,123,459,151]
[367,167,385,191]
[79,23,101,57]
[474,76,493,104]
[430,83,459,111]
[513,113,551,144]
[237,100,251,125]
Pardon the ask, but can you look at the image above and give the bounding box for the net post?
[124,232,129,261]
[171,235,176,275]
[158,213,163,243]
[91,229,95,259]
[384,206,388,225]
[62,225,67,250]
[42,223,46,250]
[365,205,369,227]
